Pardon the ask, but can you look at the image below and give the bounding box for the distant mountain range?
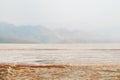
[0,22,119,43]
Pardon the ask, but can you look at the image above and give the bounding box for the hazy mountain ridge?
[0,23,61,43]
[0,22,119,43]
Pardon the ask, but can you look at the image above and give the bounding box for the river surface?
[0,44,120,65]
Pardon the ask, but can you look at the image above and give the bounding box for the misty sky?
[0,0,120,31]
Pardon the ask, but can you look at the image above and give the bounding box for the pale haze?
[0,0,120,42]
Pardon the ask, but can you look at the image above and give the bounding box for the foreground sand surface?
[0,64,120,80]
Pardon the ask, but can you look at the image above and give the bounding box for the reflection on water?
[0,44,120,65]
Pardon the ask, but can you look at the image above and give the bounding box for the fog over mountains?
[0,22,119,43]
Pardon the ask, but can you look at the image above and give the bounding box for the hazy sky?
[0,0,120,30]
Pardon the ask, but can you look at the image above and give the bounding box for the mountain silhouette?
[0,22,118,43]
